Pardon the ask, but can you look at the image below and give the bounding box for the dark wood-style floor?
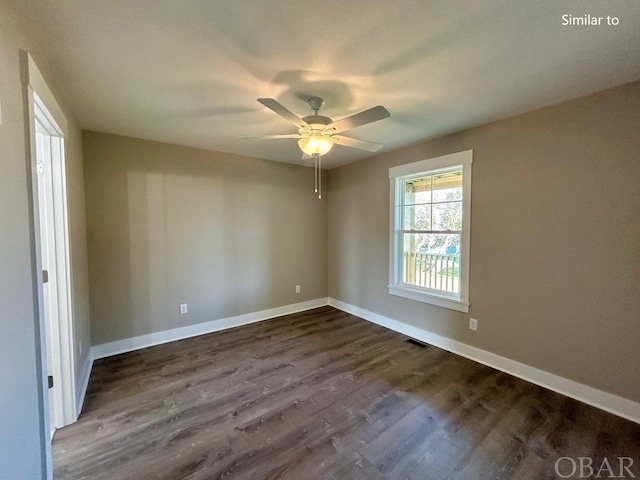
[53,306,640,479]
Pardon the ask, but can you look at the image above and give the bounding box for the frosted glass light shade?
[298,135,334,156]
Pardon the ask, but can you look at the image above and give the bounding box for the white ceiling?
[12,1,640,169]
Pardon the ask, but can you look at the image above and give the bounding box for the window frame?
[388,150,472,313]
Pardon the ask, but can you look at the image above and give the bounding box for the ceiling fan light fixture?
[298,134,334,156]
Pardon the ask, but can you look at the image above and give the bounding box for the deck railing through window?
[404,252,460,293]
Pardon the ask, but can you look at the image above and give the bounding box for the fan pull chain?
[314,154,318,193]
[318,155,322,199]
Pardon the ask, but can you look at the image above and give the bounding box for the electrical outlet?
[180,303,188,314]
[469,318,478,331]
[295,285,300,293]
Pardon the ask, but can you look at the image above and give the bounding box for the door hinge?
[43,270,49,284]
[48,375,54,389]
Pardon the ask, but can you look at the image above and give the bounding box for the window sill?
[388,285,470,313]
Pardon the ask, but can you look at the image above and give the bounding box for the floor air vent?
[405,338,428,349]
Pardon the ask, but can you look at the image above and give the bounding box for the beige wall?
[0,3,91,478]
[84,132,328,345]
[328,81,640,403]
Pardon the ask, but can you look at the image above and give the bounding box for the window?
[389,150,472,312]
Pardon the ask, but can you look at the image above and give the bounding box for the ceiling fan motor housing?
[300,115,333,135]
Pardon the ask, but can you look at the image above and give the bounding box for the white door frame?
[35,106,77,430]
[22,53,77,441]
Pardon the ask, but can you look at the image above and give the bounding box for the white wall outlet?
[180,303,188,314]
[469,318,478,331]
[295,285,300,293]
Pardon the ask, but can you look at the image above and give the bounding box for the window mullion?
[400,230,462,234]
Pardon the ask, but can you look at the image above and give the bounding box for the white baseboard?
[328,297,640,424]
[91,298,329,360]
[75,353,93,417]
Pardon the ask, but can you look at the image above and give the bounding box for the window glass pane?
[409,233,460,255]
[402,232,426,256]
[403,204,431,230]
[432,170,463,203]
[404,177,431,205]
[432,202,462,231]
[413,188,431,205]
[402,233,460,293]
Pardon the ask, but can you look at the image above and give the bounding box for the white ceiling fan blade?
[257,98,310,129]
[333,135,383,152]
[239,134,302,139]
[325,105,390,134]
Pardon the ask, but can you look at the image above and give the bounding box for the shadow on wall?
[85,133,328,346]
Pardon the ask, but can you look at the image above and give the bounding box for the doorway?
[32,93,77,438]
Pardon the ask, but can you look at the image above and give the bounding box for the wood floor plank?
[53,306,640,479]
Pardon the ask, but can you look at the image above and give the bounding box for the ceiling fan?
[241,96,390,198]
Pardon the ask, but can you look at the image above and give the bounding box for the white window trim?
[388,150,472,313]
